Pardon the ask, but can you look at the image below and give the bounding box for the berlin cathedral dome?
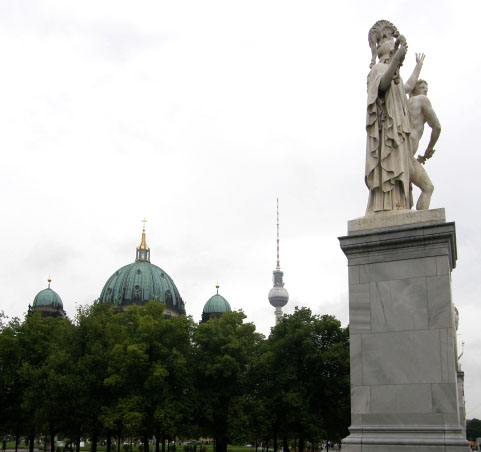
[99,224,186,317]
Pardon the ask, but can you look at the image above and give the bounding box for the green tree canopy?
[193,311,264,452]
[467,418,481,441]
[256,308,350,452]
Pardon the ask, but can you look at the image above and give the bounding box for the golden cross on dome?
[141,218,147,232]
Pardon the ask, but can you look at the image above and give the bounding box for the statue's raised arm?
[404,52,425,94]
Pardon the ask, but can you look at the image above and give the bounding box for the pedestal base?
[342,425,469,452]
[339,210,469,452]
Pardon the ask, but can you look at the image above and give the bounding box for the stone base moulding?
[339,209,470,452]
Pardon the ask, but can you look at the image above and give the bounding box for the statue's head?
[368,20,399,67]
[412,79,428,96]
[376,38,395,60]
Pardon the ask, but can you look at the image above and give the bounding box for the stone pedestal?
[339,209,469,452]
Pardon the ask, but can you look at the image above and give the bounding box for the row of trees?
[0,303,350,452]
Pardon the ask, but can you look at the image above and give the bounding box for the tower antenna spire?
[276,198,280,270]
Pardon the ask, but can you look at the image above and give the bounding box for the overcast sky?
[1,0,480,418]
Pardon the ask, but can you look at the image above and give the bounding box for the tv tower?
[268,198,289,324]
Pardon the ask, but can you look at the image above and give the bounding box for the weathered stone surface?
[370,384,432,413]
[362,330,443,385]
[370,278,428,333]
[349,283,371,333]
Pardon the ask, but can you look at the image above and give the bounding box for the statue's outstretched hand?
[417,155,427,165]
[416,53,425,65]
[417,148,436,165]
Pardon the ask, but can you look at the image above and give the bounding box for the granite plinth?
[339,210,469,452]
[348,208,446,233]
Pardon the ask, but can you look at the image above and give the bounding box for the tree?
[101,301,194,452]
[192,312,264,452]
[467,419,481,441]
[12,312,74,452]
[256,308,350,452]
[0,316,24,446]
[73,301,120,452]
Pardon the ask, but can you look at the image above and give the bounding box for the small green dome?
[203,293,231,314]
[33,287,64,309]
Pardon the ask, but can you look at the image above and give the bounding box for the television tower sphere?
[268,275,289,308]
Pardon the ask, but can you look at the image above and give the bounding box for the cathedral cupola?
[136,218,150,262]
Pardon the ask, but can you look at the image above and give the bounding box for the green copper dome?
[203,294,231,314]
[99,226,186,316]
[33,287,64,309]
[201,285,231,323]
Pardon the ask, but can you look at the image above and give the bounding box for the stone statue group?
[365,20,441,215]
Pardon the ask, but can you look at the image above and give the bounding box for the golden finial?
[48,276,52,288]
[138,218,149,250]
[216,282,219,294]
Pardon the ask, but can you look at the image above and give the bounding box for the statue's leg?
[411,159,434,210]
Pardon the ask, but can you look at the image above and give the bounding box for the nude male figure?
[408,79,441,210]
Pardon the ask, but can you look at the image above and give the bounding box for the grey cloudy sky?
[1,0,481,418]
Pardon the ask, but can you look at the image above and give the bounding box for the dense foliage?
[0,303,349,451]
[467,419,481,441]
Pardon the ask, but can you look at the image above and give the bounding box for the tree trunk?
[273,431,277,452]
[76,436,81,452]
[215,435,227,452]
[106,431,111,452]
[143,436,149,452]
[91,431,97,452]
[155,434,160,452]
[15,434,19,452]
[161,434,165,452]
[50,430,55,452]
[298,437,304,452]
[117,435,121,452]
[282,438,288,452]
[29,434,35,452]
